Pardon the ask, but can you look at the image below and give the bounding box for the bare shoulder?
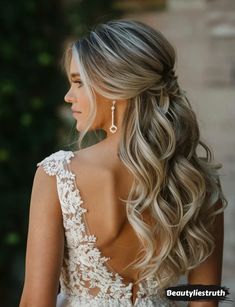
[31,164,63,226]
[72,145,121,176]
[34,164,60,200]
[70,145,135,203]
[68,149,116,196]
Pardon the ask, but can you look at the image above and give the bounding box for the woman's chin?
[75,121,82,131]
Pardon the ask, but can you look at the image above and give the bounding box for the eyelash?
[72,80,82,88]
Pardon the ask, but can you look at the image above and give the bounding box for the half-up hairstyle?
[62,19,228,293]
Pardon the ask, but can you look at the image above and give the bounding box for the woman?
[19,19,227,307]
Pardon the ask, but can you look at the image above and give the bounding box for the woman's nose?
[64,92,75,104]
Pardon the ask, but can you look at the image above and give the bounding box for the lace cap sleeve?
[37,150,74,176]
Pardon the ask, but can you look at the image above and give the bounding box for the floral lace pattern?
[37,150,177,307]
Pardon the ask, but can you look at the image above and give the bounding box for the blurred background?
[0,0,234,306]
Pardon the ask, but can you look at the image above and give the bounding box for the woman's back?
[70,146,155,291]
[37,149,176,306]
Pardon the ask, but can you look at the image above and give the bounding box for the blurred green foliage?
[0,0,121,306]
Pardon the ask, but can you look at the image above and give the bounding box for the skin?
[19,54,225,307]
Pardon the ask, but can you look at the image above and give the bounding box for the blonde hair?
[61,19,228,292]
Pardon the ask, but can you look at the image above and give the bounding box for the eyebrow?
[70,73,80,78]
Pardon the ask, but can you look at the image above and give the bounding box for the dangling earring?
[109,100,117,134]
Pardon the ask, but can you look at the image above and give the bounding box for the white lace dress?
[37,150,177,307]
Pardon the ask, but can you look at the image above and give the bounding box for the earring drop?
[109,100,117,134]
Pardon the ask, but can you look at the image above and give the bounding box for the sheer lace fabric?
[37,150,177,307]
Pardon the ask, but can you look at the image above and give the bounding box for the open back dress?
[37,150,177,307]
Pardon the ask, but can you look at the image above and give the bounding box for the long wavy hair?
[62,19,228,293]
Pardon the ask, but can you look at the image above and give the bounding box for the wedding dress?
[37,150,177,307]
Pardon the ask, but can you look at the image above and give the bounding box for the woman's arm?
[19,166,64,307]
[187,197,224,307]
